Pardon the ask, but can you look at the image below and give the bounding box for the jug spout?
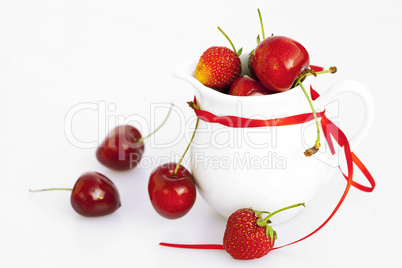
[173,60,199,89]
[173,60,227,112]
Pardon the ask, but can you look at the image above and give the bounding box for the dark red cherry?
[71,172,121,217]
[229,75,275,96]
[148,163,196,219]
[30,172,121,217]
[96,125,145,171]
[252,35,310,92]
[248,52,257,79]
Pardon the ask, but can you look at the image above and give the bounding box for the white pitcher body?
[174,55,373,223]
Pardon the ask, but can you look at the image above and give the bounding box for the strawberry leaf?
[237,47,243,57]
[265,225,275,242]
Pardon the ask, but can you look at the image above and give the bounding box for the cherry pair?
[95,106,197,219]
[30,123,149,217]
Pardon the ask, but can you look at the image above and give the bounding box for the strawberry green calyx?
[255,203,305,241]
[217,26,242,56]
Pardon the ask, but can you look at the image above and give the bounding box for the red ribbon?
[310,84,320,101]
[309,65,325,72]
[190,94,375,249]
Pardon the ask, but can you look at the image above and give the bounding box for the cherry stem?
[29,188,72,192]
[172,104,200,177]
[217,26,240,55]
[296,66,337,156]
[258,8,265,40]
[298,80,321,154]
[137,103,173,143]
[305,67,337,78]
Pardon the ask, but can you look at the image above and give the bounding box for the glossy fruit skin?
[229,75,275,96]
[223,208,274,260]
[148,162,196,219]
[195,46,241,91]
[71,172,121,217]
[252,36,310,92]
[96,125,144,171]
[247,51,257,79]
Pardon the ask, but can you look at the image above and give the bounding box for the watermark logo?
[64,99,341,169]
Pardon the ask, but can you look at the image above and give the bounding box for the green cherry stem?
[305,66,337,78]
[29,188,72,192]
[171,103,200,177]
[297,79,321,156]
[296,66,337,156]
[257,8,266,40]
[137,103,173,143]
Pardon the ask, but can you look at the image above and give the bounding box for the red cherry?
[228,75,275,96]
[248,52,257,80]
[71,172,121,217]
[252,36,310,92]
[96,125,145,171]
[148,163,196,219]
[30,172,121,217]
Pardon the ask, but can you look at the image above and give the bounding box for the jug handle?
[317,79,374,150]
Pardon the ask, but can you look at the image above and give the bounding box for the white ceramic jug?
[174,54,374,223]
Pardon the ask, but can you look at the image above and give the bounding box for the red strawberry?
[195,46,241,91]
[223,204,305,260]
[223,208,275,260]
[195,27,242,91]
[159,203,305,261]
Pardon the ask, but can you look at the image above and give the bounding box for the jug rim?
[174,60,311,106]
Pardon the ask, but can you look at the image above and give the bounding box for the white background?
[1,0,401,267]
